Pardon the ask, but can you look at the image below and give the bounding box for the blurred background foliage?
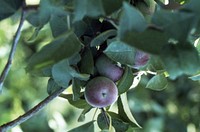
[0,0,200,132]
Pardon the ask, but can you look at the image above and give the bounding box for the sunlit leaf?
[189,73,200,81]
[118,93,141,128]
[146,74,168,91]
[117,66,134,94]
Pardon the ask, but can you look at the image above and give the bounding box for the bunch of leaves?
[1,0,200,131]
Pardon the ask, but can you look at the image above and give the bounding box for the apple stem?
[101,108,110,128]
[92,108,98,121]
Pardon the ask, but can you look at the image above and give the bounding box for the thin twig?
[0,1,27,92]
[0,87,66,132]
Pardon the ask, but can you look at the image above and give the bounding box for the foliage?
[0,0,200,131]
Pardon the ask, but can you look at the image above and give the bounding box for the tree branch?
[0,87,66,132]
[0,1,27,92]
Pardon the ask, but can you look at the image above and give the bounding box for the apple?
[84,76,118,108]
[95,54,124,82]
[133,50,149,69]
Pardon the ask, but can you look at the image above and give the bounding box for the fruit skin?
[95,54,124,82]
[84,76,118,108]
[133,50,149,69]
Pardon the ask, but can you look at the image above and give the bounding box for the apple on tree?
[133,50,150,69]
[95,54,124,82]
[84,76,118,108]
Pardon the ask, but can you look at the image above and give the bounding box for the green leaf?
[52,59,90,88]
[0,0,23,21]
[101,0,123,15]
[97,112,129,132]
[152,10,196,41]
[27,0,72,37]
[108,112,129,132]
[26,0,51,27]
[72,78,82,101]
[91,29,117,47]
[146,74,168,91]
[68,53,81,65]
[50,14,69,37]
[73,0,105,22]
[120,28,169,54]
[79,48,94,74]
[144,117,164,132]
[68,121,95,132]
[117,66,134,94]
[47,78,62,95]
[189,73,200,81]
[97,112,109,130]
[73,20,88,37]
[78,105,93,122]
[52,59,72,88]
[147,56,164,72]
[118,2,147,38]
[182,0,200,36]
[104,41,135,65]
[59,93,90,109]
[182,0,200,14]
[26,31,82,75]
[118,93,141,128]
[160,43,200,79]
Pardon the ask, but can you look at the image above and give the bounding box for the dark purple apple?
[95,54,124,82]
[133,50,149,69]
[84,76,118,108]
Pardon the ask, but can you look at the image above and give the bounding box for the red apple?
[84,76,118,108]
[133,50,149,69]
[95,54,124,82]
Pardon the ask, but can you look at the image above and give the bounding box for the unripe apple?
[133,50,149,69]
[95,54,124,82]
[84,76,118,108]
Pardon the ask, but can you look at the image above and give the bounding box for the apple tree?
[0,0,200,131]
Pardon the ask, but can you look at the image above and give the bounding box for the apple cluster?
[81,19,150,109]
[84,50,149,108]
[84,54,124,108]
